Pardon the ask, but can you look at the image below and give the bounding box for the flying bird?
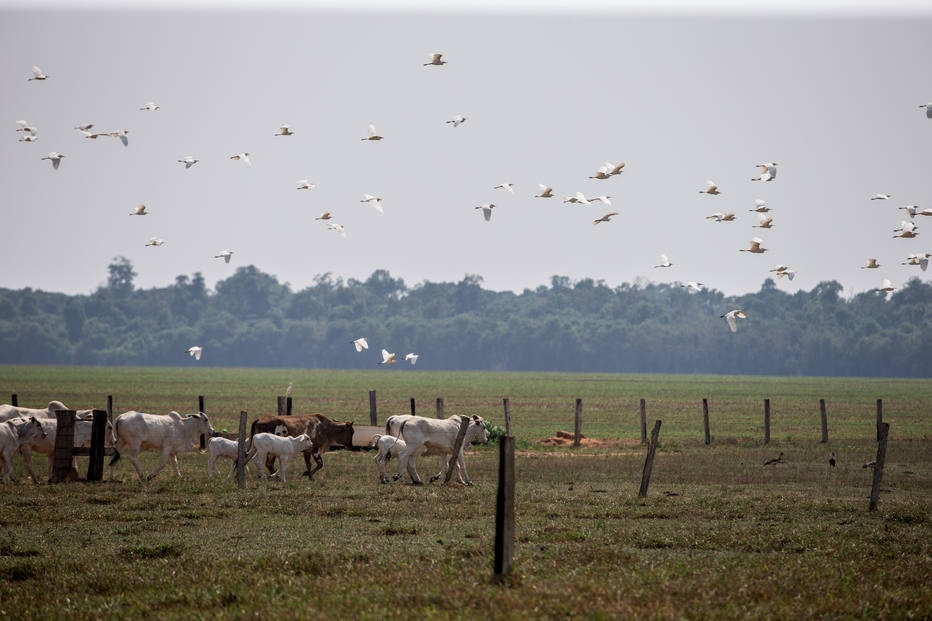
[378,349,397,365]
[893,221,919,239]
[129,204,147,216]
[588,165,612,180]
[860,258,881,269]
[145,237,165,247]
[901,205,932,217]
[28,65,47,81]
[564,191,591,205]
[590,195,612,206]
[297,180,317,190]
[187,346,203,361]
[877,278,895,293]
[720,309,747,332]
[493,182,515,194]
[770,265,795,280]
[535,184,554,198]
[751,162,778,182]
[361,123,383,141]
[680,281,704,292]
[706,212,736,222]
[920,102,932,119]
[476,203,495,221]
[699,180,720,195]
[750,199,771,213]
[604,161,626,176]
[18,134,37,143]
[74,123,94,132]
[404,353,419,366]
[753,213,774,229]
[274,124,294,136]
[361,194,383,213]
[902,253,930,271]
[214,250,234,264]
[139,102,159,111]
[352,337,369,352]
[740,237,768,254]
[654,254,673,268]
[15,120,37,136]
[230,152,251,166]
[592,212,620,225]
[178,156,198,169]
[41,152,65,170]
[446,114,467,127]
[315,212,331,221]
[327,222,347,238]
[763,452,784,466]
[870,193,892,201]
[424,53,447,66]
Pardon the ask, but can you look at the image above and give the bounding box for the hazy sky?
[2,1,930,299]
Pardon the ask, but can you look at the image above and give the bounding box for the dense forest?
[1,257,929,377]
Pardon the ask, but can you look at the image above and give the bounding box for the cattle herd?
[0,401,491,485]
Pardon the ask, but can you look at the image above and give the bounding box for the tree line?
[1,257,929,377]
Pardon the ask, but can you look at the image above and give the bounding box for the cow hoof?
[412,481,424,486]
[392,474,401,481]
[466,481,474,487]
[429,475,440,483]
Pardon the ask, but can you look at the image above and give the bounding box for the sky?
[1,1,930,300]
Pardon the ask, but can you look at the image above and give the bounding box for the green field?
[0,366,930,619]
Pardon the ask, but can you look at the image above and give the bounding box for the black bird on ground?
[763,452,784,466]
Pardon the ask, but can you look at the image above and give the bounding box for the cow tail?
[384,418,392,435]
[398,420,408,441]
[109,418,121,466]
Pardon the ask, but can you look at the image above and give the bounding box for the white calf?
[245,428,313,483]
[0,417,47,483]
[207,436,252,478]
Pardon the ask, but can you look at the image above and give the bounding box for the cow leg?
[127,451,146,481]
[145,448,173,481]
[18,446,41,484]
[301,450,313,478]
[374,452,389,483]
[0,451,17,483]
[455,452,473,486]
[429,454,453,484]
[208,454,216,478]
[256,450,268,480]
[279,455,288,484]
[171,454,182,477]
[306,452,323,481]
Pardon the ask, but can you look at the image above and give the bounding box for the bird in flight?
[680,281,704,292]
[352,337,369,352]
[129,204,147,216]
[214,250,234,264]
[15,120,38,137]
[920,102,932,119]
[860,258,881,269]
[592,212,620,225]
[379,349,398,365]
[753,213,774,229]
[749,199,771,213]
[446,114,467,127]
[699,180,720,195]
[327,222,347,238]
[178,155,198,169]
[494,182,515,194]
[877,278,895,293]
[139,102,159,111]
[230,152,251,166]
[361,194,384,213]
[535,185,554,198]
[424,53,447,66]
[655,254,673,268]
[870,193,892,201]
[404,353,419,365]
[476,203,495,221]
[315,212,331,221]
[564,191,591,205]
[720,309,747,332]
[187,346,203,361]
[274,124,294,136]
[28,65,47,81]
[706,212,736,222]
[41,152,65,170]
[361,123,383,141]
[145,237,165,247]
[297,180,317,190]
[740,237,768,254]
[751,162,778,182]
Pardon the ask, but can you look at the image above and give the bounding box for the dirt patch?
[537,430,639,449]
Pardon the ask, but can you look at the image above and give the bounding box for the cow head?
[468,415,490,444]
[194,412,215,437]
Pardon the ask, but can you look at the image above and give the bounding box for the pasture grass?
[0,366,930,619]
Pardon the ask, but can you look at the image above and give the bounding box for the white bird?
[588,165,612,180]
[15,120,37,136]
[750,199,771,213]
[706,212,736,222]
[590,195,612,206]
[28,65,47,81]
[902,253,930,271]
[297,180,317,190]
[900,205,932,218]
[774,268,796,280]
[361,194,383,213]
[604,161,626,176]
[352,337,369,352]
[592,212,620,225]
[315,212,331,221]
[751,162,778,182]
[699,180,721,195]
[230,152,251,166]
[41,152,65,170]
[740,237,768,254]
[424,53,447,66]
[753,213,774,229]
[893,221,919,239]
[680,281,704,292]
[877,278,895,293]
[285,382,293,397]
[654,254,673,268]
[18,135,37,143]
[274,124,294,136]
[535,184,554,198]
[860,258,881,269]
[720,309,747,333]
[145,237,165,247]
[214,250,234,264]
[74,123,94,132]
[178,155,198,169]
[102,129,129,147]
[129,204,147,216]
[187,346,203,361]
[327,222,347,238]
[564,191,591,205]
[446,114,467,127]
[476,203,495,221]
[871,193,892,201]
[404,353,419,365]
[493,182,515,194]
[920,102,932,119]
[361,123,383,141]
[378,349,397,365]
[139,102,159,111]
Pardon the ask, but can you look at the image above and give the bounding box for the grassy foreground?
[0,367,930,619]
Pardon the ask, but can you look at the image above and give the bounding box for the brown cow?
[248,414,354,480]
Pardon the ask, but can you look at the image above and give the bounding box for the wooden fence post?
[107,395,113,422]
[10,394,17,407]
[286,396,293,416]
[410,398,416,416]
[639,398,648,445]
[638,420,662,498]
[702,398,711,445]
[237,410,248,488]
[503,398,512,437]
[436,397,445,419]
[198,395,207,450]
[444,416,471,484]
[277,396,286,416]
[86,409,108,482]
[876,399,883,442]
[820,399,829,443]
[493,432,516,583]
[573,399,582,447]
[764,398,771,444]
[369,390,377,425]
[869,422,890,511]
[51,410,78,483]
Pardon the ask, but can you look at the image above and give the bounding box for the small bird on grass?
[829,452,836,468]
[763,452,784,465]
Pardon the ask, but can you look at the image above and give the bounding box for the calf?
[249,414,354,480]
[370,433,458,484]
[244,425,314,483]
[0,417,47,483]
[207,436,251,478]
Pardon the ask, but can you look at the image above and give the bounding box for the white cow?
[0,400,70,423]
[390,415,490,486]
[19,416,112,483]
[109,410,215,481]
[0,416,47,483]
[244,425,313,483]
[207,436,252,478]
[370,433,459,484]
